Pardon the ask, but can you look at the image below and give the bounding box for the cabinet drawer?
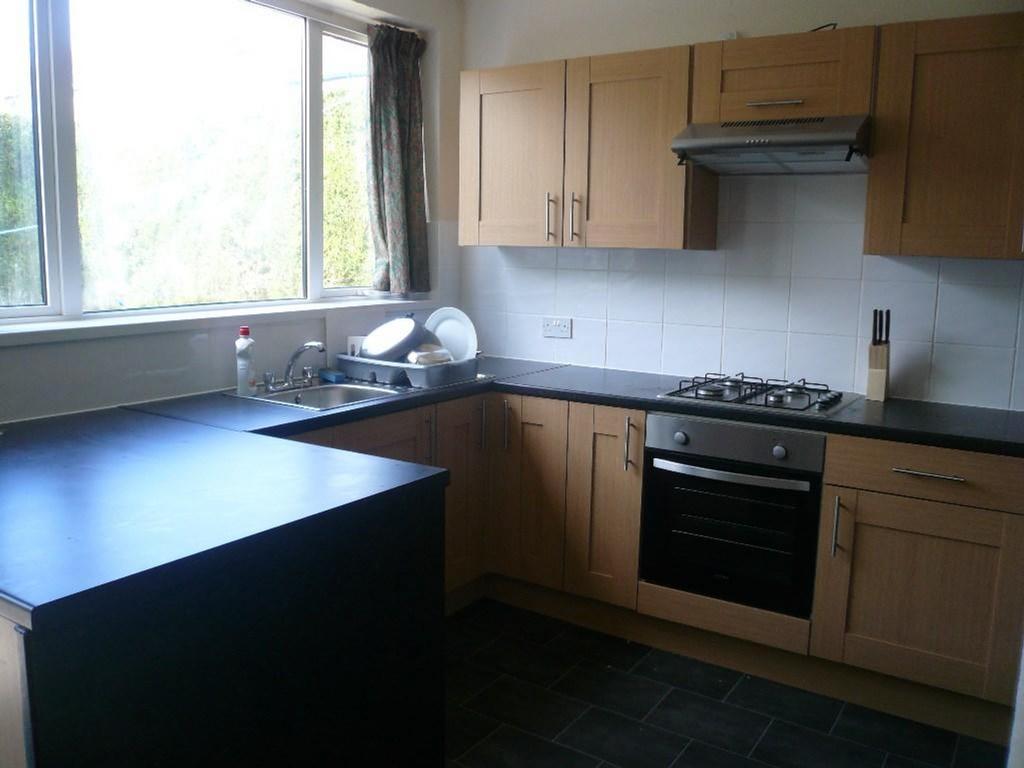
[824,435,1024,514]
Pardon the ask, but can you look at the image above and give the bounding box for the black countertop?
[127,357,1024,456]
[0,408,445,613]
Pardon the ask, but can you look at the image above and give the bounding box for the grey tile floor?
[445,600,1008,768]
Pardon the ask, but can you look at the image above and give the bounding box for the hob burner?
[696,384,727,398]
[659,374,852,413]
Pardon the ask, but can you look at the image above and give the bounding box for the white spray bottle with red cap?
[235,326,257,395]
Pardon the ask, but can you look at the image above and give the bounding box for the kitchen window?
[0,0,47,310]
[0,0,379,322]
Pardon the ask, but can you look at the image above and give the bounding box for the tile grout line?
[949,733,960,768]
[746,717,774,759]
[551,704,593,742]
[547,660,582,691]
[639,684,676,723]
[666,738,694,768]
[828,701,847,736]
[721,673,746,703]
[626,646,653,674]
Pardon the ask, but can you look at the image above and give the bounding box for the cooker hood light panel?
[671,114,871,175]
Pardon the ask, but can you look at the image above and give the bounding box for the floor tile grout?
[828,700,847,735]
[721,672,746,703]
[747,717,774,758]
[640,684,675,723]
[551,704,593,742]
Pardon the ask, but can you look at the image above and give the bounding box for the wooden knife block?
[866,343,890,402]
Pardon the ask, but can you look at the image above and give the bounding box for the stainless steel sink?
[249,383,401,411]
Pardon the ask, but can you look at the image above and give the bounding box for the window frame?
[0,0,378,323]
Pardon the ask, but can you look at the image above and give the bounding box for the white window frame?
[1,0,380,323]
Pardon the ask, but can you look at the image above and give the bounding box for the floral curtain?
[367,24,429,295]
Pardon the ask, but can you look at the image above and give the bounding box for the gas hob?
[659,373,857,413]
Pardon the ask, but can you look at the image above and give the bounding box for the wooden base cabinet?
[436,396,488,591]
[810,485,1024,704]
[332,406,435,464]
[564,404,644,609]
[483,394,569,590]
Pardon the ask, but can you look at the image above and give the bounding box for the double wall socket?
[542,316,572,339]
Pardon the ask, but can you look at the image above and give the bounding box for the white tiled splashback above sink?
[459,175,1024,411]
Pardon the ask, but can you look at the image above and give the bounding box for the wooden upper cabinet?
[865,13,1024,259]
[810,487,1024,705]
[459,61,566,247]
[563,46,717,250]
[564,403,644,609]
[692,26,876,123]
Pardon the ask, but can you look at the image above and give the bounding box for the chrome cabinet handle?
[544,192,553,241]
[503,399,510,450]
[891,467,966,483]
[830,495,841,558]
[623,416,631,472]
[479,400,487,449]
[568,192,578,241]
[746,98,804,107]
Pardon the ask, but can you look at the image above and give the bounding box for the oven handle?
[652,457,812,493]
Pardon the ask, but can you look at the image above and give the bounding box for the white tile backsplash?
[935,282,1020,347]
[606,320,663,372]
[930,344,1015,409]
[460,179,1024,409]
[792,220,864,280]
[555,269,608,319]
[787,333,857,391]
[662,324,722,377]
[723,221,793,277]
[607,270,665,323]
[722,328,788,379]
[724,276,790,331]
[789,278,860,337]
[859,281,937,342]
[663,273,724,326]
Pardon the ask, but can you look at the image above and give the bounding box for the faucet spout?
[284,341,327,385]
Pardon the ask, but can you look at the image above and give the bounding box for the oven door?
[640,450,821,618]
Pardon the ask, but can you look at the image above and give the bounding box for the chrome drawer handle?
[830,495,841,558]
[623,416,631,472]
[891,467,966,483]
[746,98,804,107]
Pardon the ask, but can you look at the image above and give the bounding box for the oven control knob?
[673,431,689,446]
[771,444,788,460]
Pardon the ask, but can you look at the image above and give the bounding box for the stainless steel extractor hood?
[671,115,870,175]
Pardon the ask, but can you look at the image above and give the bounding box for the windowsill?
[0,296,437,348]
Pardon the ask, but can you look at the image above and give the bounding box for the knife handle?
[884,309,890,344]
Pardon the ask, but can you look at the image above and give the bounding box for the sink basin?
[254,383,401,411]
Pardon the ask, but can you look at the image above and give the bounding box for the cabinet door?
[332,406,433,464]
[563,47,716,250]
[865,14,1024,259]
[459,62,566,247]
[810,487,1024,704]
[565,403,644,608]
[519,396,569,590]
[484,393,522,578]
[436,396,488,592]
[692,27,876,123]
[287,427,334,447]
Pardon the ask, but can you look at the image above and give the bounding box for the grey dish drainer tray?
[334,353,479,388]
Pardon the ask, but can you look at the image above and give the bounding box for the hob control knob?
[673,431,689,446]
[771,444,788,460]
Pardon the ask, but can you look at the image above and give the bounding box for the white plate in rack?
[425,307,478,362]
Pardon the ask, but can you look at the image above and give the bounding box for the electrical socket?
[542,316,572,339]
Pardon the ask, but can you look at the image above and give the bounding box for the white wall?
[463,0,1024,68]
[457,0,1024,409]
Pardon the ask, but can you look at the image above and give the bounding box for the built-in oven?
[640,413,825,619]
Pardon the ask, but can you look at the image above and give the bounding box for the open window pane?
[0,0,45,308]
[70,0,305,311]
[322,33,371,289]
